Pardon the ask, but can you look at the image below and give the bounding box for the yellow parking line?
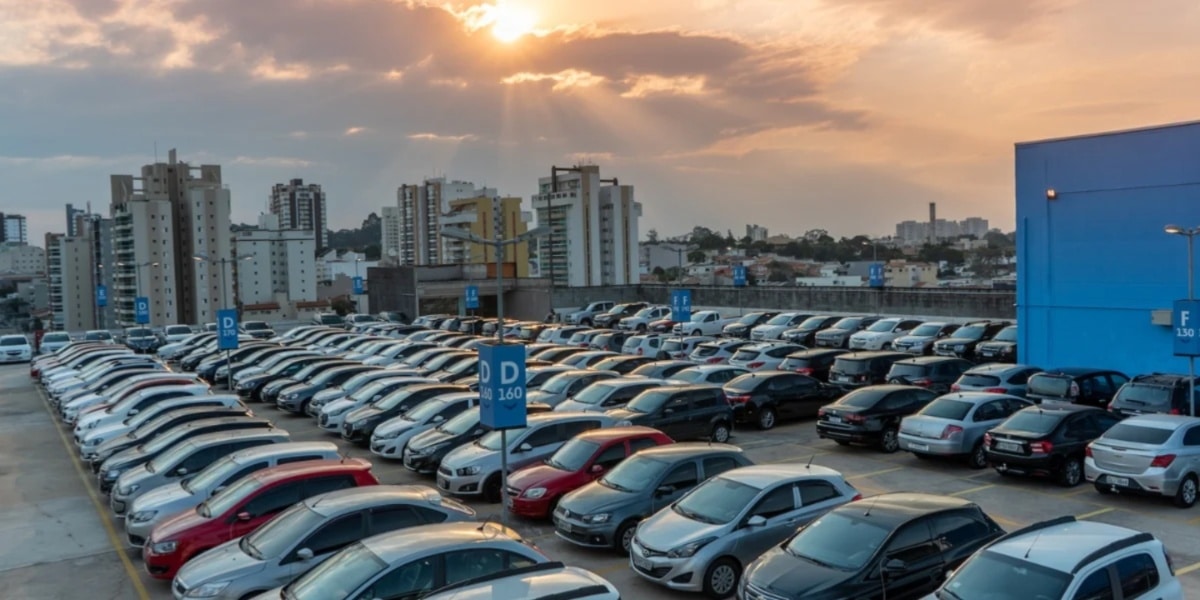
[1076,507,1115,520]
[1187,515,1200,525]
[38,388,151,600]
[949,484,995,497]
[1061,486,1096,497]
[594,561,634,576]
[1176,561,1200,576]
[848,466,905,479]
[991,515,1023,529]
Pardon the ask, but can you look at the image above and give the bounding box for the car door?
[589,442,629,477]
[655,392,693,439]
[283,512,366,577]
[351,555,438,600]
[511,424,561,470]
[969,400,1009,440]
[240,480,309,524]
[729,482,800,561]
[649,461,700,512]
[930,510,997,570]
[878,518,945,599]
[766,375,802,420]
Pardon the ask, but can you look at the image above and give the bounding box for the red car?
[142,458,378,579]
[505,426,673,519]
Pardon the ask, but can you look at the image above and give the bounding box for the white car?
[727,342,807,371]
[847,318,923,350]
[750,313,809,341]
[621,333,665,357]
[618,306,671,332]
[0,334,33,363]
[39,332,73,354]
[161,324,195,344]
[83,330,116,344]
[689,339,752,364]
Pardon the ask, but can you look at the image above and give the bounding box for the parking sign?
[465,285,479,310]
[1174,299,1200,356]
[217,308,239,350]
[352,276,364,295]
[134,296,150,324]
[671,289,692,322]
[96,284,108,308]
[478,342,526,429]
[733,265,747,288]
[868,263,885,288]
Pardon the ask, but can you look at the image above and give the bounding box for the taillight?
[950,384,961,392]
[748,361,765,369]
[726,394,752,405]
[844,413,866,424]
[911,378,932,387]
[795,367,813,375]
[1170,408,1181,415]
[851,493,863,502]
[984,387,1007,394]
[706,357,722,364]
[940,425,963,440]
[983,432,993,446]
[1085,446,1093,457]
[1030,441,1053,454]
[1151,454,1177,468]
[817,408,827,417]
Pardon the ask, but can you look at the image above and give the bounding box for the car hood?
[94,433,138,457]
[525,390,559,406]
[605,408,649,424]
[894,334,936,344]
[937,337,976,346]
[149,505,210,545]
[559,480,638,515]
[82,422,129,446]
[107,443,150,468]
[744,547,850,598]
[130,481,194,514]
[978,341,1016,349]
[373,416,420,437]
[752,324,786,332]
[408,428,459,452]
[442,441,498,470]
[508,463,574,492]
[636,505,727,551]
[175,537,267,589]
[554,399,604,413]
[313,387,345,403]
[851,331,891,340]
[322,398,358,416]
[346,405,384,423]
[114,463,152,488]
[817,328,852,337]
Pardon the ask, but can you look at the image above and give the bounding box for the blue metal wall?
[1016,121,1200,375]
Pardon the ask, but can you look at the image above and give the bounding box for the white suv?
[929,516,1182,600]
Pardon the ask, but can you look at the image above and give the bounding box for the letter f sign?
[1184,311,1191,328]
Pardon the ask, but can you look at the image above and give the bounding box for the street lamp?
[440,224,548,524]
[193,253,253,389]
[1165,224,1200,416]
[115,260,159,326]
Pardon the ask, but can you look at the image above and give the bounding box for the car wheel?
[1174,474,1198,508]
[692,329,703,336]
[967,442,987,469]
[240,593,265,600]
[1057,457,1083,487]
[878,426,900,453]
[483,473,503,503]
[882,342,893,350]
[614,520,638,554]
[757,407,777,430]
[711,421,731,443]
[637,325,647,332]
[582,319,593,327]
[703,557,741,599]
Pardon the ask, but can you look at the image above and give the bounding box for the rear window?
[888,363,928,378]
[725,374,763,393]
[693,343,720,357]
[1028,374,1072,398]
[839,389,886,408]
[662,340,685,352]
[1112,384,1173,410]
[920,399,973,420]
[43,333,71,342]
[1003,410,1064,434]
[831,317,861,330]
[833,358,870,374]
[732,349,761,361]
[959,373,1001,387]
[1103,423,1174,445]
[779,356,812,370]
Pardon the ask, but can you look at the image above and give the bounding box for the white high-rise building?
[0,245,45,274]
[961,217,990,239]
[746,224,768,243]
[235,214,317,306]
[45,233,95,331]
[532,165,641,287]
[390,178,497,266]
[380,206,401,265]
[269,179,328,250]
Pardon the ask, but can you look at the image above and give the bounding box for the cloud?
[407,133,478,142]
[502,69,607,91]
[343,126,368,136]
[828,0,1077,40]
[621,75,707,98]
[230,155,316,168]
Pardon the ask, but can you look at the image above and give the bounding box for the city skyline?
[5,1,1199,244]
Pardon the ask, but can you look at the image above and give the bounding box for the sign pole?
[495,237,509,525]
[1190,235,1195,417]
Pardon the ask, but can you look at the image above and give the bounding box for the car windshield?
[127,328,154,337]
[443,357,477,375]
[244,322,270,330]
[831,318,862,330]
[662,340,685,352]
[182,454,240,494]
[867,320,898,333]
[1102,423,1175,445]
[941,552,1070,600]
[242,502,326,560]
[404,398,456,422]
[438,409,479,435]
[351,380,398,403]
[796,317,827,330]
[146,442,195,474]
[343,372,383,391]
[955,324,989,340]
[920,398,974,420]
[571,383,616,405]
[286,542,387,600]
[374,388,426,410]
[44,333,71,342]
[142,425,198,453]
[736,314,763,325]
[479,425,528,450]
[1113,384,1173,409]
[784,512,890,570]
[731,349,760,361]
[1004,410,1064,434]
[593,334,614,346]
[568,333,589,344]
[670,369,707,384]
[959,373,1002,388]
[198,475,265,518]
[909,324,944,337]
[165,326,191,335]
[765,314,793,326]
[673,476,760,524]
[319,315,343,325]
[992,326,1018,342]
[625,390,671,413]
[546,439,600,472]
[634,308,659,318]
[889,363,928,378]
[600,455,670,493]
[592,357,629,371]
[86,332,113,340]
[540,374,577,395]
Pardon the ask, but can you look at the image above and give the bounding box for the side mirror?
[128,409,139,416]
[589,464,605,474]
[432,415,444,423]
[745,515,767,528]
[236,512,252,522]
[174,467,188,477]
[884,558,907,576]
[517,442,533,453]
[473,429,484,435]
[296,548,314,561]
[655,485,674,497]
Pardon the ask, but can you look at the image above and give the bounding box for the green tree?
[687,249,707,263]
[646,229,659,243]
[330,297,355,316]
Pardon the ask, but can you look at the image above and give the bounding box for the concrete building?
[884,261,940,287]
[269,178,328,250]
[531,165,641,287]
[1,213,28,245]
[380,206,401,265]
[318,250,377,283]
[1017,121,1200,376]
[746,224,768,243]
[45,233,95,331]
[439,196,532,277]
[388,178,498,266]
[895,217,990,243]
[640,242,689,274]
[234,213,317,306]
[76,214,118,329]
[65,204,86,236]
[0,245,46,275]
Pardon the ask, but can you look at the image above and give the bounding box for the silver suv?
[1085,413,1200,507]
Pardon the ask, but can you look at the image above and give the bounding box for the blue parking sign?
[96,284,108,308]
[352,276,364,295]
[465,285,479,309]
[868,263,885,288]
[217,309,240,350]
[733,265,747,288]
[671,289,692,322]
[478,342,526,429]
[134,296,150,324]
[1174,300,1200,357]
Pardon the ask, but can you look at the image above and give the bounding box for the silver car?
[555,378,665,413]
[727,342,805,372]
[125,442,341,545]
[423,563,620,600]
[630,464,859,597]
[370,392,478,459]
[438,412,615,502]
[173,486,476,600]
[1085,414,1200,507]
[953,363,1044,397]
[308,370,417,416]
[525,370,621,408]
[666,365,751,386]
[898,392,1031,468]
[248,522,547,600]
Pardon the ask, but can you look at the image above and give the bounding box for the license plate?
[996,442,1022,452]
[979,350,994,356]
[632,554,654,571]
[558,522,573,533]
[1106,476,1130,487]
[827,416,842,424]
[908,443,930,452]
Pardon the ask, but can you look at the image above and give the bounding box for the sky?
[3,0,1200,245]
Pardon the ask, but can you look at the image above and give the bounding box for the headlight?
[375,429,401,440]
[86,436,103,445]
[117,484,140,496]
[283,393,297,400]
[583,513,611,524]
[105,469,121,480]
[186,581,231,598]
[129,510,157,523]
[668,536,716,558]
[150,540,177,555]
[523,487,547,499]
[456,466,481,476]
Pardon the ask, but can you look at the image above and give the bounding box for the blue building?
[1016,120,1200,376]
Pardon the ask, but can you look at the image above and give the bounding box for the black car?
[816,385,937,452]
[782,316,841,346]
[236,356,327,400]
[828,351,914,389]
[932,320,1012,361]
[984,404,1121,486]
[1108,372,1200,418]
[341,383,469,444]
[723,372,842,430]
[740,493,1004,600]
[123,327,162,353]
[590,355,656,375]
[276,365,380,413]
[777,349,850,382]
[594,302,649,329]
[973,325,1018,363]
[885,356,974,394]
[722,312,779,339]
[196,344,273,381]
[1026,368,1130,407]
[606,385,735,443]
[260,360,358,404]
[403,408,490,475]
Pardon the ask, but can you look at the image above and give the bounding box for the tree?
[330,296,355,316]
[984,231,1014,249]
[687,249,707,263]
[646,229,659,243]
[969,246,1005,278]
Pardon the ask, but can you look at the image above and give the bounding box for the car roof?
[933,392,1024,404]
[720,464,842,487]
[896,356,968,365]
[304,484,451,516]
[1017,403,1098,414]
[966,363,1035,374]
[427,563,613,599]
[228,441,340,464]
[0,334,29,341]
[177,428,289,450]
[573,426,664,443]
[987,518,1147,573]
[362,522,521,560]
[600,377,664,388]
[833,492,975,525]
[837,351,913,360]
[248,457,372,484]
[681,364,744,373]
[1040,367,1116,377]
[631,442,744,459]
[1116,413,1200,430]
[785,348,848,358]
[527,411,615,425]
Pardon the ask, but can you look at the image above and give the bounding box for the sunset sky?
[4,0,1199,243]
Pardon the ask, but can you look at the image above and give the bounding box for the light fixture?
[1045,188,1058,200]
[1165,224,1185,236]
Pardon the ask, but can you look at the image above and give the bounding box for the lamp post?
[1165,224,1199,416]
[193,253,253,389]
[115,260,159,326]
[440,225,548,524]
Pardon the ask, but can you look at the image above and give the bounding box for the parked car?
[776,348,849,382]
[931,516,1183,600]
[1026,368,1129,407]
[847,318,923,351]
[341,383,469,443]
[568,301,617,326]
[1085,413,1200,507]
[606,385,735,443]
[780,315,840,346]
[828,351,913,389]
[723,371,842,430]
[952,363,1044,397]
[39,331,73,354]
[985,403,1121,486]
[423,563,620,600]
[618,306,672,332]
[589,355,655,375]
[750,312,810,341]
[629,359,695,380]
[727,342,807,371]
[672,311,736,336]
[621,333,665,357]
[556,378,667,413]
[554,443,752,553]
[527,370,622,408]
[568,329,609,349]
[631,464,860,598]
[885,355,975,394]
[813,316,883,349]
[1109,372,1200,418]
[368,391,478,459]
[891,321,962,355]
[558,350,620,369]
[721,312,778,339]
[689,338,751,365]
[506,426,674,518]
[82,403,249,468]
[667,365,750,386]
[84,330,116,344]
[974,324,1018,362]
[589,330,630,353]
[124,327,162,353]
[932,320,1012,361]
[816,385,938,452]
[594,302,649,329]
[899,392,1032,468]
[648,318,679,333]
[740,493,1003,600]
[658,335,713,360]
[402,408,493,476]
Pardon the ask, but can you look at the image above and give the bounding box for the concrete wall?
[1017,121,1200,376]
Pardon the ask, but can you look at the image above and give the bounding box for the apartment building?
[746,224,768,243]
[531,165,641,287]
[0,245,46,275]
[440,196,532,276]
[1,213,28,245]
[45,233,95,331]
[235,213,317,306]
[387,178,498,266]
[269,178,328,250]
[66,204,86,236]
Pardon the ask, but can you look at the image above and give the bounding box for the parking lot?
[4,362,1200,600]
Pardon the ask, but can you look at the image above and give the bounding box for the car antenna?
[863,493,882,517]
[1023,527,1046,559]
[806,453,815,469]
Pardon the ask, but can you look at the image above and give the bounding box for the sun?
[488,3,538,43]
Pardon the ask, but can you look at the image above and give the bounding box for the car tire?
[703,557,741,599]
[711,421,731,444]
[582,319,593,327]
[483,473,503,503]
[1174,474,1198,508]
[878,426,900,453]
[692,330,703,336]
[1057,457,1083,487]
[757,407,777,430]
[614,520,638,554]
[967,442,987,469]
[240,593,265,600]
[637,325,647,332]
